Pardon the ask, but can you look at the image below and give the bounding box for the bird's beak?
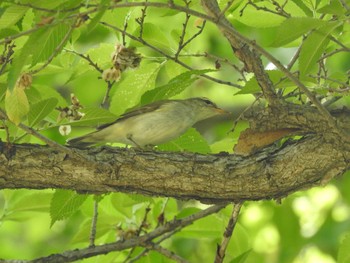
[215,107,230,115]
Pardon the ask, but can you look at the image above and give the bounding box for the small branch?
[142,242,189,263]
[287,44,303,71]
[0,42,15,76]
[12,1,84,13]
[180,20,206,53]
[122,13,131,46]
[175,1,191,59]
[0,109,72,155]
[338,0,350,11]
[64,49,103,73]
[218,0,234,18]
[122,206,152,262]
[319,48,350,61]
[100,21,242,89]
[215,203,243,263]
[29,23,75,75]
[6,204,226,263]
[136,4,148,38]
[308,75,350,89]
[240,0,290,18]
[89,199,99,247]
[64,49,115,108]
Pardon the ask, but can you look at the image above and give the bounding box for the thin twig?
[136,4,148,38]
[64,49,103,73]
[122,13,131,46]
[89,199,99,247]
[218,0,234,18]
[0,109,73,155]
[0,42,15,76]
[122,206,151,263]
[11,1,85,13]
[338,0,350,11]
[240,0,290,18]
[180,20,206,52]
[319,48,350,61]
[175,1,191,59]
[7,204,227,263]
[215,203,243,263]
[308,75,350,88]
[100,21,242,89]
[128,198,169,262]
[142,242,189,263]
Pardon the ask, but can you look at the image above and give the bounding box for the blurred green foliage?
[0,0,350,262]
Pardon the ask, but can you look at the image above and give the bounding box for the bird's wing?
[97,100,170,130]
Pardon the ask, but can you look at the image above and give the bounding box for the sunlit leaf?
[110,62,163,116]
[299,21,341,77]
[50,190,88,227]
[5,87,30,125]
[271,17,327,47]
[0,5,28,29]
[7,23,71,91]
[158,128,211,154]
[28,98,58,127]
[141,69,216,104]
[338,233,350,263]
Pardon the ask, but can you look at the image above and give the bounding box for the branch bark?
[1,107,349,203]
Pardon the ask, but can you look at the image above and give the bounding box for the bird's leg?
[126,133,142,148]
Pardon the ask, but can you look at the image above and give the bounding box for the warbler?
[67,97,227,148]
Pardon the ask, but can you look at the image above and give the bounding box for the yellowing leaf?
[5,87,30,125]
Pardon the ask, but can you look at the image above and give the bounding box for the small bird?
[67,97,227,148]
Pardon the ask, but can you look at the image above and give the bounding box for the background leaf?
[141,69,216,104]
[110,62,163,116]
[0,5,28,29]
[299,21,341,77]
[271,17,326,47]
[338,233,350,263]
[50,190,88,227]
[5,87,30,125]
[28,98,58,127]
[158,128,211,154]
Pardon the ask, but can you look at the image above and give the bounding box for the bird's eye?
[201,98,216,107]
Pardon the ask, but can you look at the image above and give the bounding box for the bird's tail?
[67,132,97,148]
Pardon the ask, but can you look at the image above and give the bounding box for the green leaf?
[338,233,350,263]
[0,83,6,102]
[229,250,252,263]
[7,24,71,90]
[317,0,347,15]
[110,62,163,116]
[50,190,88,227]
[2,192,51,222]
[87,0,111,33]
[5,87,30,125]
[28,97,58,127]
[176,207,201,219]
[271,17,327,47]
[141,69,216,105]
[158,128,211,154]
[299,21,341,77]
[0,5,28,29]
[290,0,313,16]
[31,23,71,66]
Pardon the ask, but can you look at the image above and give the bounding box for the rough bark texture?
[1,106,349,204]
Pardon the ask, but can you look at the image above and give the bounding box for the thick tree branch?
[1,106,350,204]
